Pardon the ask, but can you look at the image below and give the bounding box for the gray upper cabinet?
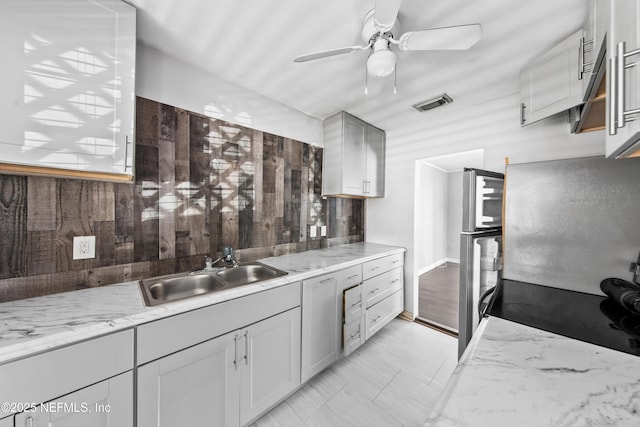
[322,111,386,198]
[0,0,136,180]
[606,0,640,158]
[520,30,584,126]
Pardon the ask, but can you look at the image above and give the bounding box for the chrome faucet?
[222,246,238,267]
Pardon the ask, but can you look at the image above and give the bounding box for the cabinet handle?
[234,334,239,370]
[26,416,33,427]
[347,274,360,280]
[370,287,380,294]
[578,36,584,81]
[244,330,249,366]
[616,42,640,131]
[391,260,400,264]
[391,279,400,284]
[373,315,382,323]
[320,277,334,284]
[124,136,131,172]
[350,333,361,340]
[610,57,617,135]
[370,266,380,271]
[351,301,362,308]
[520,103,526,125]
[578,37,594,80]
[617,42,626,130]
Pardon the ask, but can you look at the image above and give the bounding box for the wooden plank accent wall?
[0,97,365,303]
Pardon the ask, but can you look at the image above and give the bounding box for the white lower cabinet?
[240,307,301,425]
[0,329,134,425]
[301,273,339,382]
[137,307,301,427]
[137,331,239,427]
[14,372,133,427]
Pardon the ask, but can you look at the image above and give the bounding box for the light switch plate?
[309,225,317,238]
[320,226,327,237]
[73,236,96,260]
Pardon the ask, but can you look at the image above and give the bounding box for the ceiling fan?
[294,0,482,93]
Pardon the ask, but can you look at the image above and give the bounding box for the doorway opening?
[413,149,484,334]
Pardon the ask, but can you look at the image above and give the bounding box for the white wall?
[366,93,606,317]
[446,171,463,261]
[414,163,448,273]
[135,43,323,146]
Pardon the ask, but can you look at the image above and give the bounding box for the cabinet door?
[240,307,301,425]
[365,125,385,197]
[342,114,366,195]
[15,371,133,427]
[301,274,339,382]
[137,331,240,427]
[520,30,584,126]
[606,0,640,158]
[581,0,609,99]
[0,0,135,177]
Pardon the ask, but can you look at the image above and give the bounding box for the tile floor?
[250,318,458,427]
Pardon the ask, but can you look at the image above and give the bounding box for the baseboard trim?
[415,317,458,338]
[399,310,415,321]
[417,258,461,276]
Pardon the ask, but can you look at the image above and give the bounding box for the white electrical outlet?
[73,236,96,260]
[309,225,317,238]
[320,226,327,237]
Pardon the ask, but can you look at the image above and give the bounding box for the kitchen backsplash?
[0,97,364,302]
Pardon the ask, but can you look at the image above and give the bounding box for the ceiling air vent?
[412,94,453,112]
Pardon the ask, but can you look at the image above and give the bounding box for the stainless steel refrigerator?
[458,168,504,358]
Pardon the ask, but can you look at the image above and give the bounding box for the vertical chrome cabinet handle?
[578,36,584,80]
[520,103,526,126]
[234,334,239,370]
[124,135,130,172]
[26,417,33,427]
[609,57,617,135]
[244,330,249,365]
[617,42,626,129]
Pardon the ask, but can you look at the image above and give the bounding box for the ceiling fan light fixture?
[367,38,396,77]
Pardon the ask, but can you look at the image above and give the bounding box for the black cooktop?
[487,279,640,357]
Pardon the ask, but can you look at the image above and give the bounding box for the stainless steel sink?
[140,273,227,306]
[139,262,288,306]
[215,262,288,287]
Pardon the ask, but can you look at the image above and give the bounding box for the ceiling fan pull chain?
[394,63,398,94]
[364,65,369,95]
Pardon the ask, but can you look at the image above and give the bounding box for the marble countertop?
[0,242,404,365]
[425,317,640,426]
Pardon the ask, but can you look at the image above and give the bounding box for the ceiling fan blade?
[294,45,365,63]
[398,24,482,51]
[374,0,402,32]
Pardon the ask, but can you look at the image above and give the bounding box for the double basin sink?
[139,262,288,306]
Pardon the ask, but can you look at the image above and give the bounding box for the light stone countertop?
[425,316,640,427]
[0,242,404,365]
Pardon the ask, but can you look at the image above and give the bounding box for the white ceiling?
[128,0,587,132]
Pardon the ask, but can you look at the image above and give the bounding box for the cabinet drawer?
[362,253,404,280]
[0,329,133,418]
[340,265,362,290]
[137,282,301,365]
[343,318,365,356]
[343,284,364,324]
[365,290,403,340]
[364,267,403,308]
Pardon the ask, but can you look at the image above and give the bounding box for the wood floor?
[417,263,460,333]
[250,318,458,427]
